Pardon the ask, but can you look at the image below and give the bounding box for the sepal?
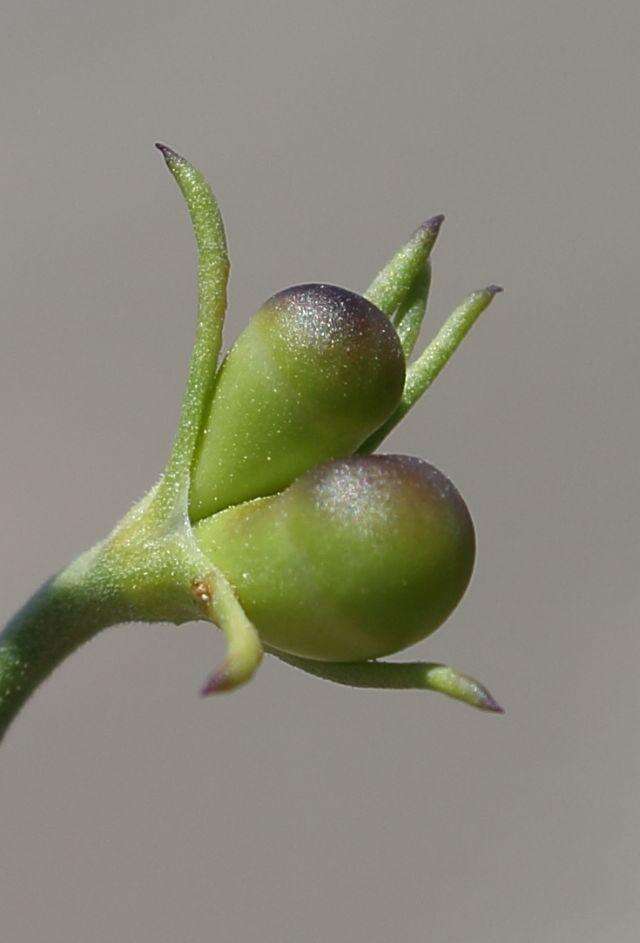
[395,259,431,358]
[360,285,503,453]
[365,216,443,317]
[194,568,264,695]
[267,649,503,713]
[151,144,230,519]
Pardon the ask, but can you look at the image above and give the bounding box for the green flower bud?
[194,454,475,662]
[188,285,406,521]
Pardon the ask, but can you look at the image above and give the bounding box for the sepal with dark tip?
[267,650,504,714]
[365,215,443,317]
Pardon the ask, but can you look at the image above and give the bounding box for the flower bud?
[188,285,405,521]
[194,454,475,661]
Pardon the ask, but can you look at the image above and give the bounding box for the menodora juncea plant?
[0,144,505,743]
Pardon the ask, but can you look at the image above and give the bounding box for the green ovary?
[194,455,475,662]
[188,284,405,522]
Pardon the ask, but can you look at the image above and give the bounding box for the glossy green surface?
[189,285,405,521]
[195,455,475,661]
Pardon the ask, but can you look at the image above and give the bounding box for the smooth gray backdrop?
[2,2,639,941]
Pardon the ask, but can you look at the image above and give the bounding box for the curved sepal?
[194,568,264,694]
[365,216,443,318]
[152,144,230,518]
[360,285,503,453]
[267,648,503,713]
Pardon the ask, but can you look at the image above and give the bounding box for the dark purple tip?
[200,671,226,696]
[486,284,504,296]
[418,214,445,237]
[410,215,444,252]
[480,692,505,714]
[200,657,241,695]
[155,142,185,163]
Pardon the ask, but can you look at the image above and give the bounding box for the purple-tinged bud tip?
[408,215,444,252]
[423,213,445,230]
[486,284,504,296]
[478,691,505,714]
[200,667,231,696]
[155,142,185,164]
[417,214,445,238]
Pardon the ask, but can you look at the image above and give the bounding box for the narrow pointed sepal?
[360,284,503,453]
[193,571,264,695]
[151,143,230,518]
[155,142,186,164]
[395,259,431,357]
[404,284,503,405]
[266,649,503,713]
[414,664,504,713]
[365,216,444,317]
[200,645,263,695]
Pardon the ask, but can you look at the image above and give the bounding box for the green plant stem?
[0,546,126,743]
[0,493,267,742]
[0,505,204,743]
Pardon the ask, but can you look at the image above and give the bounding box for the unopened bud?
[194,454,475,662]
[188,285,405,521]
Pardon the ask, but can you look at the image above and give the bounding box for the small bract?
[188,285,405,521]
[194,454,475,662]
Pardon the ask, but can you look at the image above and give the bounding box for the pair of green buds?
[152,145,504,712]
[0,144,505,742]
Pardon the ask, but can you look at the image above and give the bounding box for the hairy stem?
[0,510,210,744]
[0,547,118,742]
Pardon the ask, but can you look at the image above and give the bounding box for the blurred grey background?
[1,1,639,941]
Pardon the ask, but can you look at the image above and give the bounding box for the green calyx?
[0,144,505,743]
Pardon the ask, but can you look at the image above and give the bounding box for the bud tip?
[200,667,230,696]
[155,142,185,164]
[486,284,504,296]
[419,214,445,236]
[480,691,505,714]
